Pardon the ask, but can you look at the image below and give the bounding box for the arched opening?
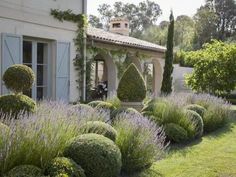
[131,57,142,72]
[90,53,117,100]
[143,62,154,95]
[152,59,163,97]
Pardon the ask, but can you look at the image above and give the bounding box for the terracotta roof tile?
[87,27,166,53]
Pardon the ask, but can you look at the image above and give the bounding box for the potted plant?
[117,63,147,111]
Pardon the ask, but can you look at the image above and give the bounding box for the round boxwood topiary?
[117,63,147,102]
[184,104,206,118]
[0,94,36,118]
[164,123,188,143]
[64,134,122,177]
[185,110,204,138]
[79,121,117,141]
[4,165,42,177]
[95,102,115,112]
[87,101,103,108]
[3,64,35,93]
[45,157,86,177]
[111,107,142,121]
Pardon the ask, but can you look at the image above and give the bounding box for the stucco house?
[0,0,166,103]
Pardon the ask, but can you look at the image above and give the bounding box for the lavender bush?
[0,101,107,175]
[113,113,167,175]
[165,93,231,132]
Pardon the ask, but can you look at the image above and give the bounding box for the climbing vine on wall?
[51,9,90,100]
[51,9,150,100]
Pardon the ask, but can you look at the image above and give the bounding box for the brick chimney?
[109,17,129,36]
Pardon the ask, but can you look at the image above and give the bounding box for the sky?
[87,0,206,23]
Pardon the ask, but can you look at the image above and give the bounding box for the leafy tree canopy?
[89,0,162,37]
[185,40,236,95]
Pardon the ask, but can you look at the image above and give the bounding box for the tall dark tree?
[161,11,174,95]
[207,0,236,40]
[193,5,217,49]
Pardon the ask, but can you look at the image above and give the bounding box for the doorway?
[23,40,51,100]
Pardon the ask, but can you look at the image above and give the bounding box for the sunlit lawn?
[139,111,236,177]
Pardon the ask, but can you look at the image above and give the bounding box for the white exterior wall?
[0,0,86,102]
[173,64,193,92]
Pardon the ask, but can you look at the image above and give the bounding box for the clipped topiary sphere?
[87,101,103,108]
[3,64,35,93]
[45,157,86,177]
[0,94,36,118]
[184,104,206,117]
[111,107,142,120]
[141,99,157,112]
[5,165,42,177]
[165,123,188,143]
[79,121,117,141]
[95,102,115,112]
[185,110,204,138]
[117,63,147,102]
[64,134,122,177]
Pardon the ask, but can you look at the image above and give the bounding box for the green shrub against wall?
[117,63,147,102]
[3,64,35,94]
[0,94,36,117]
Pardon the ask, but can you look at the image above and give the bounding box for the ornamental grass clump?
[0,101,106,175]
[113,113,167,175]
[161,93,231,133]
[142,99,196,142]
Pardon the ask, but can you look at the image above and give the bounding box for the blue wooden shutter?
[1,34,22,94]
[56,42,70,102]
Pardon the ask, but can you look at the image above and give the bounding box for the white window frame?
[23,38,52,100]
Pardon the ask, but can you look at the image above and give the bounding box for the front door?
[23,40,50,100]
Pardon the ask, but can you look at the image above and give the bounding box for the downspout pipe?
[82,0,87,102]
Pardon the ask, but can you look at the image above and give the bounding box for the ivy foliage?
[51,9,150,100]
[51,9,89,99]
[185,40,236,95]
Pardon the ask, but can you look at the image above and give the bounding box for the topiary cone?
[117,63,147,102]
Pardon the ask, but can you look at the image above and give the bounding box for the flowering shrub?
[0,101,106,175]
[113,113,167,174]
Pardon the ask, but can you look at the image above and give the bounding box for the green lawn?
[231,105,236,111]
[140,111,236,177]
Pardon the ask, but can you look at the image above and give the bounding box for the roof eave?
[87,36,166,53]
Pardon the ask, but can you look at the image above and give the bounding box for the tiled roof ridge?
[87,27,166,52]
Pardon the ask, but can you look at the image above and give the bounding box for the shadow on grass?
[167,112,236,156]
[121,169,163,177]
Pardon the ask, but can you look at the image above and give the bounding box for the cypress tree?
[161,11,175,95]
